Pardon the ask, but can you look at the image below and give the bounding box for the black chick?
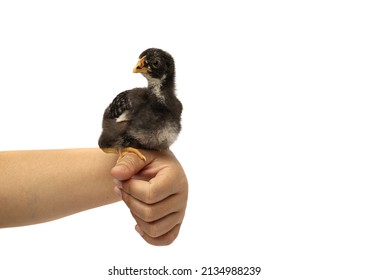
[98,48,182,162]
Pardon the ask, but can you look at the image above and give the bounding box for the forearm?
[0,148,119,227]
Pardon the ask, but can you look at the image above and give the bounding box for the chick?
[98,48,182,162]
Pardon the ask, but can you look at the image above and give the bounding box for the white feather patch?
[146,74,166,102]
[115,111,130,122]
[157,125,178,146]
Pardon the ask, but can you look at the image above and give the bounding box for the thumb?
[110,150,152,181]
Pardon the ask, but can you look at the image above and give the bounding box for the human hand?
[111,149,188,246]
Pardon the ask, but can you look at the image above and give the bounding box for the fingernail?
[135,224,144,236]
[113,186,122,196]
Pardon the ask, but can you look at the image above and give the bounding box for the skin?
[112,149,188,245]
[0,148,188,246]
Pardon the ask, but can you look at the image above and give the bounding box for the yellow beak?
[133,56,149,73]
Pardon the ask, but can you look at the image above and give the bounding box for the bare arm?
[0,148,119,227]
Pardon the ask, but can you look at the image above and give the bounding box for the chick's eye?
[152,58,160,68]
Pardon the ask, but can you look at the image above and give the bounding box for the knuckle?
[142,206,156,222]
[145,185,159,204]
[148,224,181,246]
[146,223,161,238]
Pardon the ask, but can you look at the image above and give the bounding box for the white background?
[1,1,367,279]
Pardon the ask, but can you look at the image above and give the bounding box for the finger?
[132,211,185,238]
[121,170,187,204]
[139,224,182,246]
[110,150,154,181]
[122,192,186,222]
[121,178,170,204]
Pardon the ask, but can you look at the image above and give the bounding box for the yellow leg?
[102,147,146,163]
[102,147,117,154]
[117,147,147,162]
